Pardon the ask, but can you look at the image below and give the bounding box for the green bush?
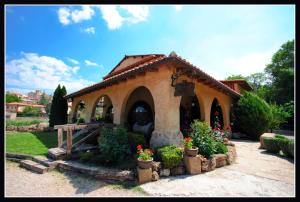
[128,132,146,152]
[269,104,291,131]
[214,141,228,154]
[190,120,215,158]
[156,145,183,169]
[264,137,281,153]
[275,134,288,140]
[77,118,85,124]
[288,141,294,157]
[277,138,292,157]
[6,119,43,126]
[233,92,272,140]
[17,106,41,117]
[97,127,131,164]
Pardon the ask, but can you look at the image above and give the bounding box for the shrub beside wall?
[234,92,272,140]
[156,145,183,169]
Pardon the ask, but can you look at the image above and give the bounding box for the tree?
[39,92,51,115]
[269,104,291,132]
[17,106,41,117]
[265,39,294,105]
[224,74,247,80]
[49,85,68,127]
[6,93,22,103]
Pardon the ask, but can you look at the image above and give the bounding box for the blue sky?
[5,5,295,95]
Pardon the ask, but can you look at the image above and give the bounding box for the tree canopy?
[49,85,68,127]
[6,93,22,103]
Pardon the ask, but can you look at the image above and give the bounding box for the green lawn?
[6,131,58,156]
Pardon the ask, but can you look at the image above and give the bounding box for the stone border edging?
[6,152,35,160]
[57,161,135,182]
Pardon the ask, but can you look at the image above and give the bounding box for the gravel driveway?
[140,140,295,197]
[5,161,146,197]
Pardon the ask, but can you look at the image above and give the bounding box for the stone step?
[20,160,49,174]
[48,147,67,160]
[32,156,58,169]
[6,157,22,163]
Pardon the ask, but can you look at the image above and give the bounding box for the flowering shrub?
[212,126,232,142]
[137,145,154,160]
[183,137,193,149]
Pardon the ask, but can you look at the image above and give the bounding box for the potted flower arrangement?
[184,137,198,157]
[137,145,154,169]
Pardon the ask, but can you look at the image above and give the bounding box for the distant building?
[27,90,43,104]
[6,102,46,114]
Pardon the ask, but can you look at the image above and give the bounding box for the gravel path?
[5,161,146,197]
[140,140,295,197]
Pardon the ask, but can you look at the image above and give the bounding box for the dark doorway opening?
[210,98,224,129]
[180,95,201,137]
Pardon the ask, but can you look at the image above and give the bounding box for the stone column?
[150,79,183,148]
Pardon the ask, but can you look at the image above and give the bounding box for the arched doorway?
[180,95,201,137]
[124,86,155,144]
[91,95,113,123]
[210,98,224,129]
[72,100,86,123]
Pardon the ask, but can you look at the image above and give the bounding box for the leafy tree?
[265,39,294,104]
[269,104,291,132]
[6,93,22,103]
[246,72,268,92]
[49,85,68,127]
[39,92,51,115]
[224,74,247,80]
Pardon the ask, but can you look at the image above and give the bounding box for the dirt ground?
[5,161,146,197]
[140,140,295,197]
[5,140,295,197]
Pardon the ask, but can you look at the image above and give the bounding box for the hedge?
[263,137,281,153]
[156,145,183,169]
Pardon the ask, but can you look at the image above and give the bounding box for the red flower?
[214,111,219,116]
[137,145,142,151]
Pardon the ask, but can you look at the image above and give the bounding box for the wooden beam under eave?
[128,75,136,80]
[149,67,159,72]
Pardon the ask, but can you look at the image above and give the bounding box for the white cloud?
[71,5,95,23]
[174,5,183,11]
[97,5,124,30]
[84,60,99,66]
[82,26,95,34]
[67,57,79,65]
[120,5,149,23]
[58,6,95,25]
[5,52,93,93]
[58,7,71,25]
[96,5,149,30]
[57,5,149,30]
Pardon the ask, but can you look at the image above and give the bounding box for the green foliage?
[263,137,281,154]
[77,117,85,124]
[128,132,146,152]
[287,141,294,157]
[274,134,287,140]
[246,72,269,92]
[39,93,51,114]
[156,145,183,169]
[49,84,68,127]
[6,93,22,103]
[213,141,228,154]
[269,104,291,131]
[277,138,292,157]
[17,106,41,117]
[97,127,131,164]
[233,92,272,140]
[265,39,294,105]
[224,74,247,80]
[6,119,43,126]
[190,120,215,158]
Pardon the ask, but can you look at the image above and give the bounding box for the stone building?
[65,52,252,148]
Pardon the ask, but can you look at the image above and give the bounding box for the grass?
[6,131,58,156]
[6,119,48,127]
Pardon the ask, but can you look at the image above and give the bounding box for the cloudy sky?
[5,5,295,95]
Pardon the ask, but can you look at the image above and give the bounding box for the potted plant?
[184,137,198,157]
[137,145,154,169]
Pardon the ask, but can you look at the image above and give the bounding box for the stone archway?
[179,95,201,137]
[90,95,113,123]
[122,86,155,144]
[72,100,86,123]
[210,98,224,129]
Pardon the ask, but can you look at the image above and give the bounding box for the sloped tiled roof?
[65,52,241,99]
[220,80,253,91]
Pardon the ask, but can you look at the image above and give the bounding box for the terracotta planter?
[184,147,199,157]
[137,158,153,169]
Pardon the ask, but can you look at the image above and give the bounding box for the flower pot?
[137,158,153,169]
[185,147,199,157]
